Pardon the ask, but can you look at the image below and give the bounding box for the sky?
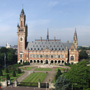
[0,0,90,46]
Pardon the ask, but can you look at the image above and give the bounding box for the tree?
[7,74,10,80]
[0,69,3,76]
[65,60,90,89]
[55,69,62,81]
[79,50,88,60]
[55,76,72,90]
[0,47,17,68]
[13,71,16,77]
[17,68,22,74]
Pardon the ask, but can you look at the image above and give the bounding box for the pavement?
[3,86,48,90]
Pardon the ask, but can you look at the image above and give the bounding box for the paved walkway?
[43,67,56,83]
[3,87,47,90]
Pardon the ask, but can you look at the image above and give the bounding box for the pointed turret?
[20,9,26,28]
[20,9,25,16]
[73,28,78,49]
[47,28,49,41]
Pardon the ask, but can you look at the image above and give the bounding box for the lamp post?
[46,82,47,90]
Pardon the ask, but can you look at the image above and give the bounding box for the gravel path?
[43,67,56,83]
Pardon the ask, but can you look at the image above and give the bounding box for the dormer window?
[71,48,74,51]
[55,48,57,50]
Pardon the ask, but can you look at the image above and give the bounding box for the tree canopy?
[55,75,72,90]
[65,60,90,90]
[0,47,17,68]
[79,50,88,60]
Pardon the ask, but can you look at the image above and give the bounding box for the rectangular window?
[54,55,57,58]
[58,55,60,58]
[30,54,32,58]
[20,54,23,58]
[61,55,64,58]
[37,55,39,58]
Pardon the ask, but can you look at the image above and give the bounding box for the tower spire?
[47,28,49,41]
[73,28,78,48]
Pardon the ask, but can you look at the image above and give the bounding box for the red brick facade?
[17,9,79,64]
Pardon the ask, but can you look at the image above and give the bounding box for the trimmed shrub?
[13,71,16,77]
[7,74,10,80]
[17,68,22,74]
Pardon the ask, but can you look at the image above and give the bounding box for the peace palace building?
[17,9,79,65]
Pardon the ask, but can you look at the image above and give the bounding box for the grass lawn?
[21,67,33,70]
[56,67,67,71]
[52,74,56,83]
[22,72,47,83]
[35,68,52,71]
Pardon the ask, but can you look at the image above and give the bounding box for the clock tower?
[17,9,28,63]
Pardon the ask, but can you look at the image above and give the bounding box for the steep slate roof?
[26,39,73,51]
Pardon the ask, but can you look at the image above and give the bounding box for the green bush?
[7,74,10,80]
[13,71,16,77]
[23,62,30,65]
[0,69,3,76]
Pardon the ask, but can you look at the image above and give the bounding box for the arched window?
[71,56,74,60]
[55,60,57,63]
[58,60,60,63]
[37,60,39,63]
[51,60,53,63]
[34,60,36,63]
[30,60,32,63]
[20,59,22,63]
[41,60,43,63]
[62,60,64,63]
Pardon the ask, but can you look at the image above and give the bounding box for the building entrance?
[45,60,48,64]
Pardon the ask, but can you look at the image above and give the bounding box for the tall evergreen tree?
[55,69,62,81]
[7,74,10,80]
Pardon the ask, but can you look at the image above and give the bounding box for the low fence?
[18,82,38,87]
